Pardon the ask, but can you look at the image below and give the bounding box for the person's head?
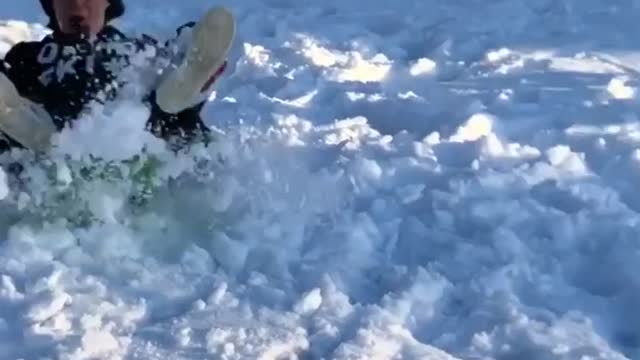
[40,0,125,38]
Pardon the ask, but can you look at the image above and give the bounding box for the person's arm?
[0,43,57,152]
[2,42,45,104]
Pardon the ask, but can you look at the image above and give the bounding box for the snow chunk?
[332,53,392,83]
[52,100,165,161]
[25,290,71,324]
[546,145,589,175]
[0,274,23,301]
[498,89,514,102]
[208,282,229,306]
[210,232,250,273]
[410,58,437,76]
[472,332,493,352]
[54,160,72,187]
[303,43,340,67]
[0,166,8,200]
[550,56,625,74]
[451,113,496,142]
[176,327,192,347]
[354,157,383,181]
[0,317,8,334]
[486,48,511,63]
[607,76,636,99]
[192,299,207,311]
[423,132,441,146]
[78,329,121,358]
[243,43,272,68]
[333,316,457,360]
[206,322,309,359]
[481,134,541,159]
[396,184,425,204]
[297,35,391,83]
[236,43,280,79]
[294,288,322,315]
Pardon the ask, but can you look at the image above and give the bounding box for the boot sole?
[156,6,236,114]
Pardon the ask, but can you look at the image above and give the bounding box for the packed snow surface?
[2,0,640,359]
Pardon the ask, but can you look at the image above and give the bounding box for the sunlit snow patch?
[409,58,437,76]
[607,76,636,100]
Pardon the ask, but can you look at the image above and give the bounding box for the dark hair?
[39,0,125,31]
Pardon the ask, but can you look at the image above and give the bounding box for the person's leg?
[0,72,56,152]
[155,6,235,114]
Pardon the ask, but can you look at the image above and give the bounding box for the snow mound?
[2,0,640,359]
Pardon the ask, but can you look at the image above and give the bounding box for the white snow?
[0,0,640,359]
[410,58,437,77]
[607,76,636,100]
[294,288,322,315]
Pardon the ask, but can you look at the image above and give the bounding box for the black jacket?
[0,25,208,152]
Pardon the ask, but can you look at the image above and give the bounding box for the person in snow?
[0,0,227,153]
